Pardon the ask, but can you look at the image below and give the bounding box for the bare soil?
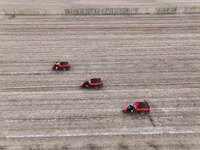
[0,14,200,149]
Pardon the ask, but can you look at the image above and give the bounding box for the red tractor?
[52,62,70,71]
[123,101,150,115]
[80,78,103,89]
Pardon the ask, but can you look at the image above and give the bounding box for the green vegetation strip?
[155,7,177,14]
[65,8,139,15]
[184,6,200,13]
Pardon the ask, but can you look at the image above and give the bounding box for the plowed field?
[0,14,200,149]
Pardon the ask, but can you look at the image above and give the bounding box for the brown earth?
[0,14,200,149]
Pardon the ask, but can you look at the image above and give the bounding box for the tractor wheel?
[127,109,131,113]
[63,68,66,71]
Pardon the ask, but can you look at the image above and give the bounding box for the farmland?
[1,0,200,15]
[0,2,200,150]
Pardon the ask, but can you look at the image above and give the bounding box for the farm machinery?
[52,62,70,71]
[123,101,151,115]
[80,78,103,89]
